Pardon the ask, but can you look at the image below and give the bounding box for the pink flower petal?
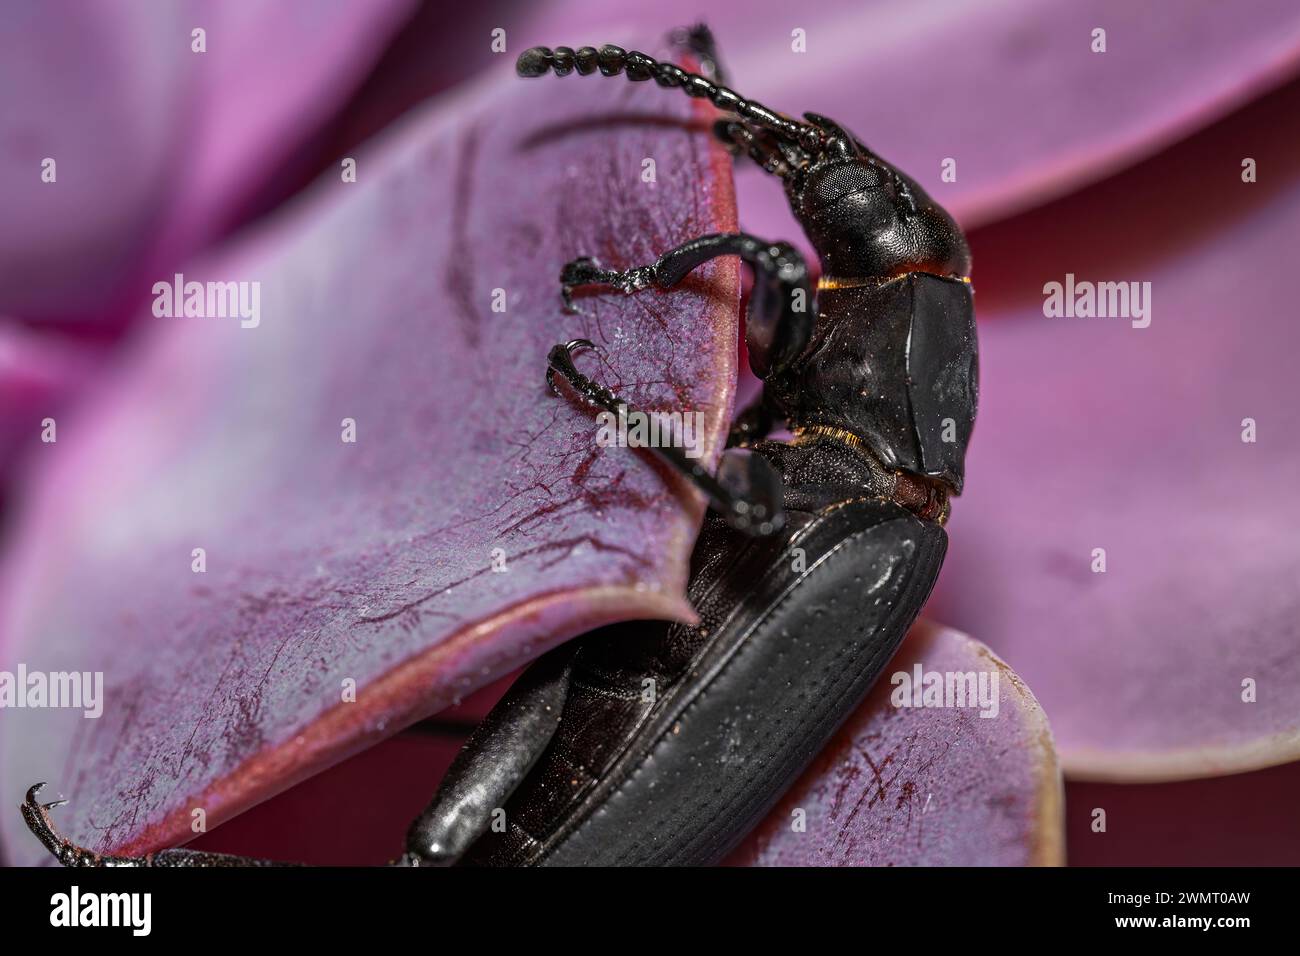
[0,320,100,476]
[729,621,1063,866]
[0,54,739,865]
[930,80,1300,780]
[0,0,415,323]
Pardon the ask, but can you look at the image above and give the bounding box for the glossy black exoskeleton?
[24,26,976,868]
[409,30,977,866]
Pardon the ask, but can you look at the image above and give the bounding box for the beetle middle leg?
[545,339,784,537]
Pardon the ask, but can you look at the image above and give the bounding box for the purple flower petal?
[0,321,99,477]
[728,622,1063,866]
[0,0,415,323]
[930,80,1300,780]
[0,55,739,864]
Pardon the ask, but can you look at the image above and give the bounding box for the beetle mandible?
[23,25,976,867]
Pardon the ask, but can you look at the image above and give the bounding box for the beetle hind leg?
[22,782,176,866]
[19,783,89,866]
[22,782,296,866]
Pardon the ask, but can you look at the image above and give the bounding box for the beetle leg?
[547,339,784,536]
[145,848,295,866]
[560,232,815,380]
[20,783,294,866]
[559,257,656,312]
[401,643,577,866]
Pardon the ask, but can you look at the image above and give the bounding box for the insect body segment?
[407,28,979,865]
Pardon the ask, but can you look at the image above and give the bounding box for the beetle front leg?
[561,231,815,379]
[559,257,656,311]
[713,120,808,180]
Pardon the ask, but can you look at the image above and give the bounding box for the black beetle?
[24,25,976,867]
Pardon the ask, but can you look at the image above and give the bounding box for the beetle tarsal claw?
[545,338,600,396]
[23,781,65,819]
[21,781,123,867]
[30,782,70,811]
[22,783,75,859]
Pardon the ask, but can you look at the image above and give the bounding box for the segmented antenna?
[517,44,826,153]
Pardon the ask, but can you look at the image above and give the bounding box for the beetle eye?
[813,163,885,204]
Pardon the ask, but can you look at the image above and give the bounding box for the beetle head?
[786,114,971,282]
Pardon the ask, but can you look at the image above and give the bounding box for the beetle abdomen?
[463,449,946,866]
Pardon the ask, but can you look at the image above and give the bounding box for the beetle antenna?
[517,45,827,154]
